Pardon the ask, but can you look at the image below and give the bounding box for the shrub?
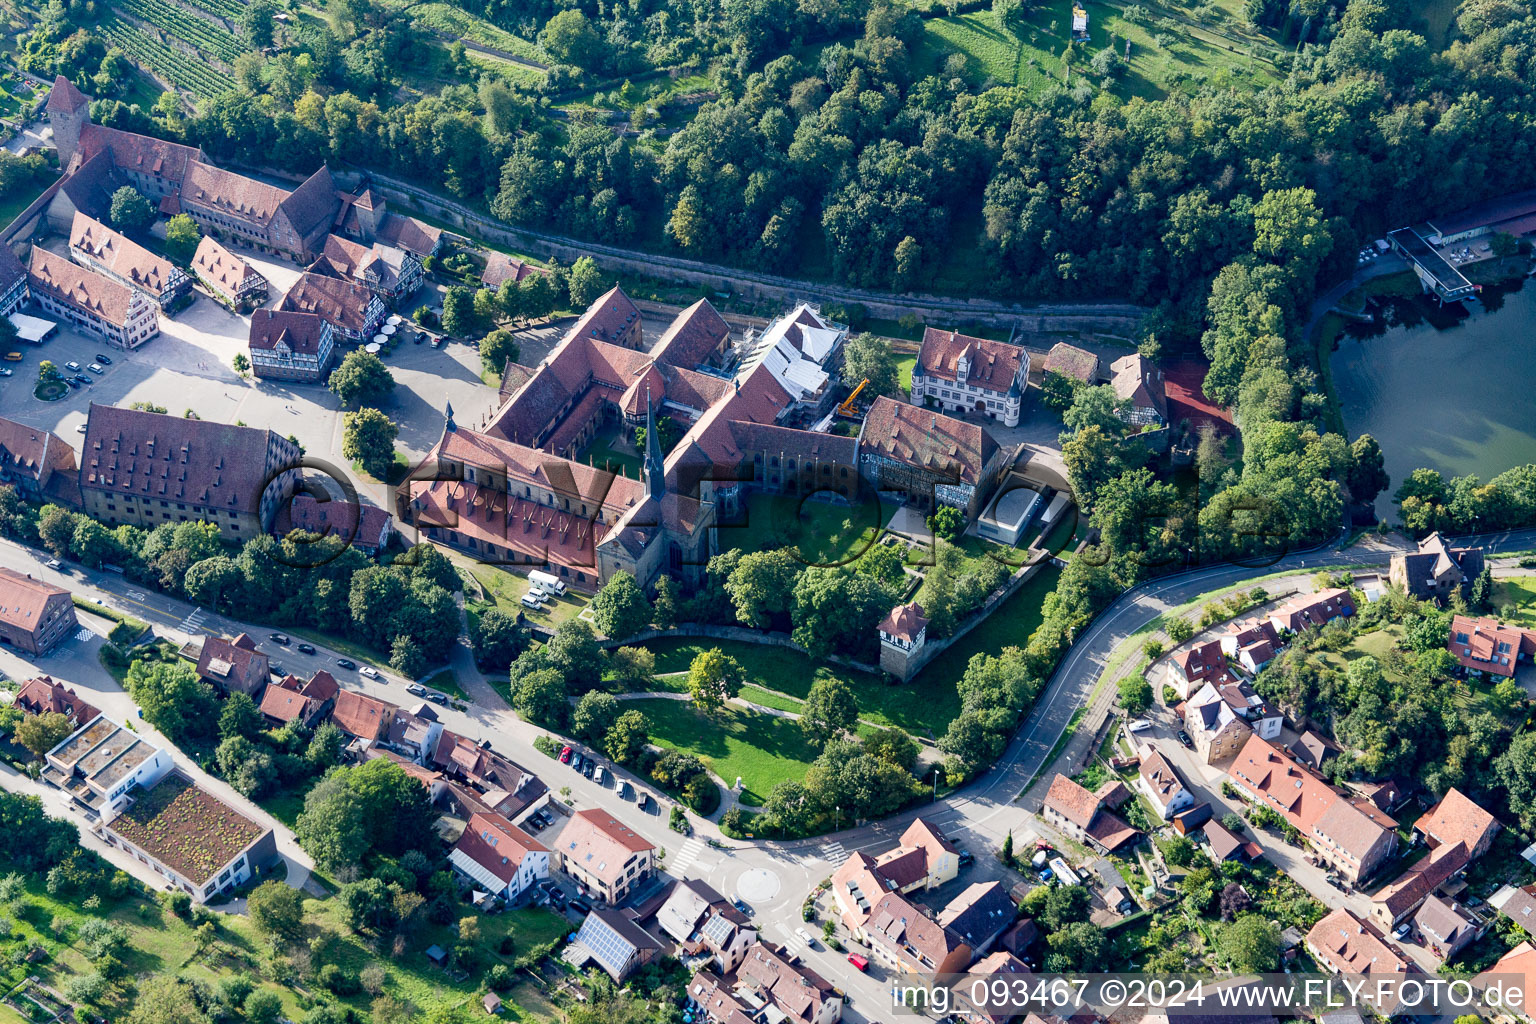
[488,963,513,990]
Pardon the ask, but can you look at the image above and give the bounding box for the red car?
[560,746,573,763]
[847,954,868,972]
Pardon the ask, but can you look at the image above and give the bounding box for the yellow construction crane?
[837,378,870,417]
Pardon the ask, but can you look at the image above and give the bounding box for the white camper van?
[528,570,567,596]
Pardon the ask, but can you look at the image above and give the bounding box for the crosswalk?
[819,841,846,863]
[670,838,706,872]
[178,607,208,633]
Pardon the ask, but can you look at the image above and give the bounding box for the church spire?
[643,388,665,501]
[444,401,456,433]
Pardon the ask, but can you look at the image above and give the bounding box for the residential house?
[0,244,26,316]
[41,716,173,821]
[1168,640,1235,700]
[909,327,1029,427]
[191,236,265,309]
[27,247,158,348]
[1266,588,1356,635]
[1202,819,1261,864]
[950,952,1032,1024]
[1483,942,1536,1024]
[247,309,335,383]
[687,970,757,1024]
[258,671,338,728]
[310,234,422,301]
[857,396,1011,517]
[1110,353,1166,428]
[862,889,973,975]
[431,732,549,825]
[69,213,190,307]
[1040,774,1140,853]
[330,690,396,743]
[279,272,387,344]
[272,494,392,554]
[372,749,448,804]
[1413,894,1480,962]
[447,811,549,902]
[1389,533,1484,601]
[1185,678,1283,763]
[735,942,843,1024]
[1491,884,1536,937]
[829,817,960,932]
[1306,908,1412,983]
[1139,751,1196,820]
[13,676,99,728]
[480,252,542,292]
[1446,614,1536,678]
[562,907,662,981]
[1416,787,1499,859]
[100,771,276,903]
[1041,342,1100,384]
[935,881,1016,957]
[0,567,78,655]
[558,808,656,904]
[878,601,930,681]
[0,416,80,506]
[79,404,304,537]
[1219,618,1281,674]
[1371,840,1469,929]
[1290,730,1338,771]
[385,708,443,765]
[653,878,757,973]
[1227,735,1396,884]
[195,633,270,699]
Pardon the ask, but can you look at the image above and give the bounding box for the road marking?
[179,608,208,633]
[125,590,146,601]
[73,628,95,642]
[819,841,846,863]
[670,838,705,872]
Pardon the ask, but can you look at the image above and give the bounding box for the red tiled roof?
[1174,639,1229,681]
[195,633,270,697]
[76,124,202,184]
[182,160,287,225]
[248,309,329,355]
[1447,614,1536,677]
[481,252,543,291]
[80,403,298,517]
[193,237,261,293]
[453,812,547,884]
[1041,343,1099,382]
[0,416,77,495]
[916,327,1026,394]
[1417,788,1499,853]
[1308,908,1410,976]
[1268,588,1355,632]
[560,809,654,885]
[13,676,99,726]
[70,213,182,298]
[47,75,88,114]
[878,602,928,642]
[1044,775,1101,829]
[28,248,139,327]
[259,677,318,723]
[273,494,390,551]
[331,690,396,740]
[648,299,730,367]
[1229,735,1392,863]
[0,568,69,638]
[279,273,378,333]
[859,396,1000,487]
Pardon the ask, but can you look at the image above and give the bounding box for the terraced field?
[99,14,235,98]
[114,0,248,63]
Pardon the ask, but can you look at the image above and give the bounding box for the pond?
[1328,276,1536,520]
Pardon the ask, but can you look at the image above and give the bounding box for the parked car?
[0,368,13,377]
[618,781,633,800]
[44,559,61,569]
[296,643,316,655]
[64,361,82,371]
[64,378,81,389]
[425,691,447,705]
[582,761,595,778]
[638,793,651,812]
[1394,922,1411,939]
[847,954,868,972]
[957,849,975,867]
[1177,729,1193,748]
[269,664,285,677]
[87,363,104,374]
[570,754,584,771]
[593,766,606,785]
[269,633,291,645]
[1127,719,1152,733]
[94,354,112,365]
[733,899,752,916]
[407,684,427,696]
[560,746,573,764]
[359,666,380,680]
[794,927,818,949]
[568,898,591,915]
[337,659,357,670]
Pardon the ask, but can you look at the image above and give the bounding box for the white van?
[594,766,606,785]
[520,592,545,610]
[528,570,567,596]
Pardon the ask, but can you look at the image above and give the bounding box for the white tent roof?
[8,313,56,343]
[798,323,841,361]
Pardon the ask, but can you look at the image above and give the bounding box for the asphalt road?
[6,526,1536,1019]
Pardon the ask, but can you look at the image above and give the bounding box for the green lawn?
[641,636,960,737]
[627,697,822,805]
[911,562,1062,694]
[576,427,644,479]
[717,491,887,567]
[895,353,917,395]
[465,563,589,630]
[423,667,471,701]
[1494,577,1536,626]
[916,1,1278,102]
[0,174,50,232]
